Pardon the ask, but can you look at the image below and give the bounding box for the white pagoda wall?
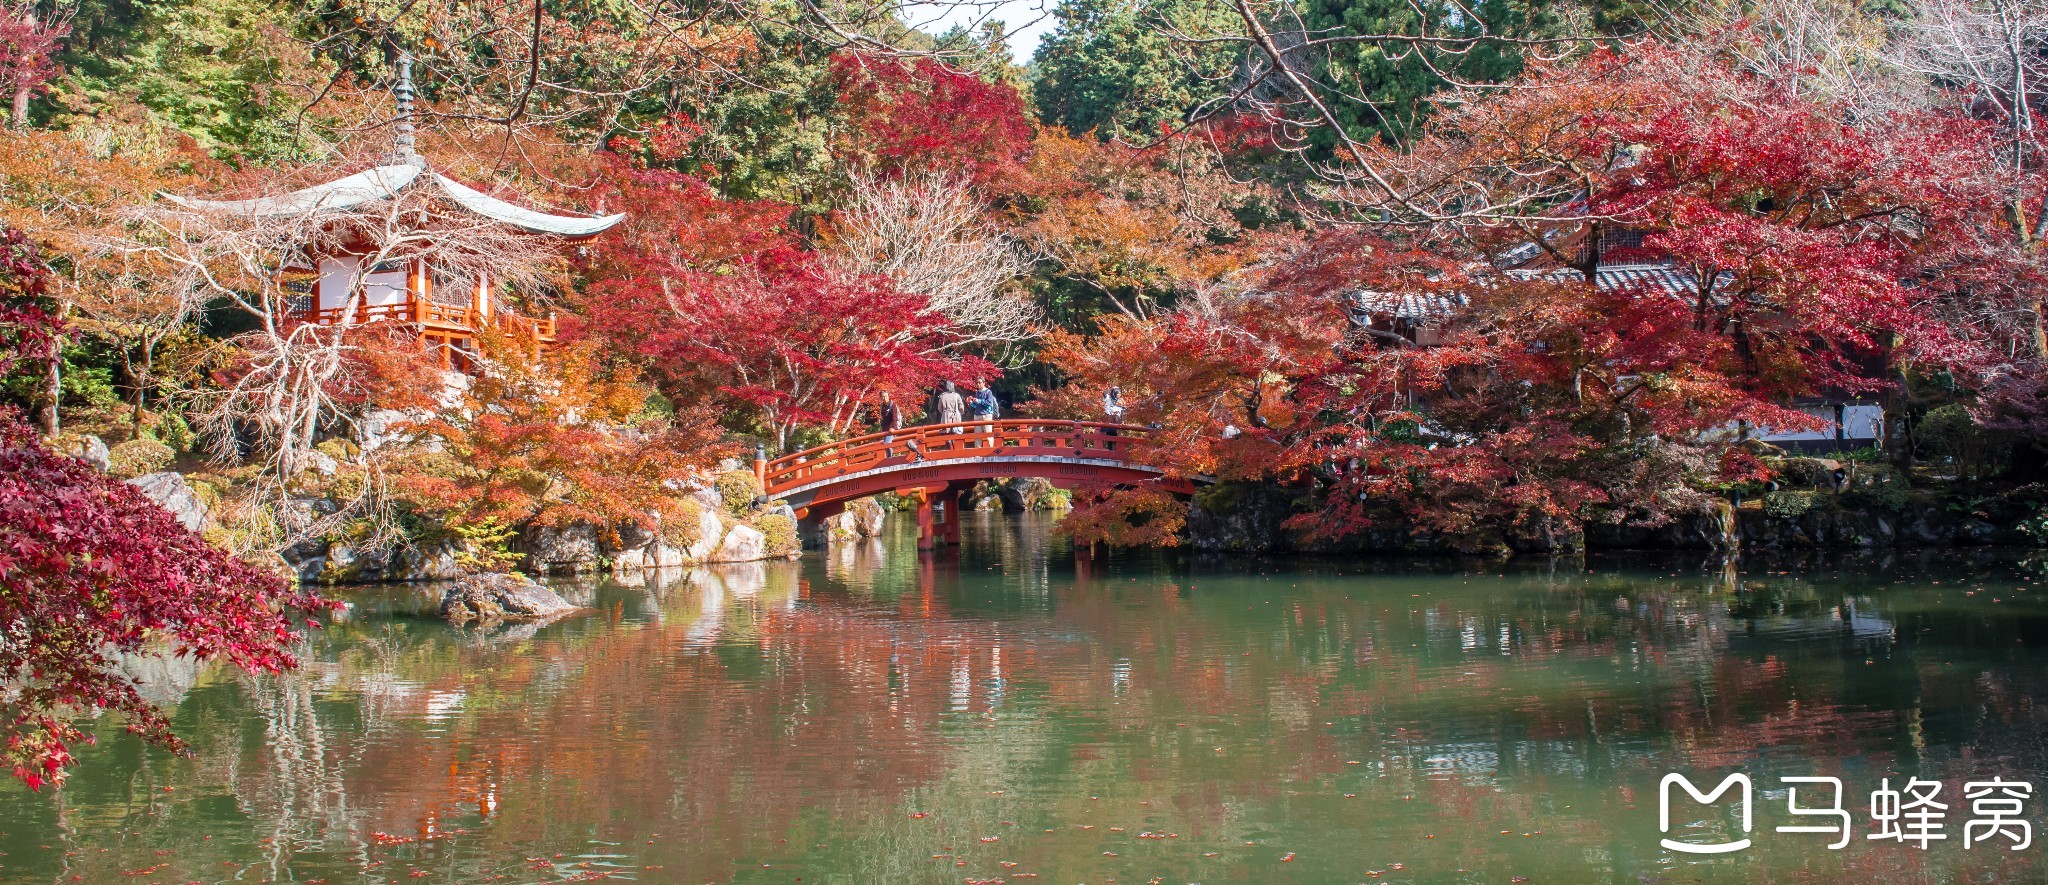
[316,256,411,313]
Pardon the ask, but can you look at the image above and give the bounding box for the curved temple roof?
[163,164,624,238]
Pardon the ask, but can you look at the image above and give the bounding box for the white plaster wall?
[315,256,361,312]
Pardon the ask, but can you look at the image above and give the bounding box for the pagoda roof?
[163,163,624,238]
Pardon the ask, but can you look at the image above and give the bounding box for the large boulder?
[519,522,601,575]
[1007,477,1064,511]
[709,523,767,562]
[306,449,339,476]
[684,506,725,561]
[1184,481,1302,553]
[440,573,582,625]
[74,434,111,473]
[125,471,210,532]
[392,543,464,582]
[847,497,888,535]
[1586,502,1739,551]
[821,510,863,542]
[820,498,890,544]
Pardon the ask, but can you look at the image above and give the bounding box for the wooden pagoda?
[164,55,624,369]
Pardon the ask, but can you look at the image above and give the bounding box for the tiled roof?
[165,165,624,238]
[1350,291,1465,320]
[1345,263,1731,320]
[1513,263,1726,295]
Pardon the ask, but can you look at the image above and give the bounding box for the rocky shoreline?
[1182,475,2040,556]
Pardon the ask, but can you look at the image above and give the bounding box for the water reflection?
[3,514,2047,883]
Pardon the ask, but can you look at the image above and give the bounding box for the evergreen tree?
[1030,0,1238,142]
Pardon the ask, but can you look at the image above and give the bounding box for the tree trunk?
[2034,299,2048,360]
[7,9,29,129]
[42,345,59,438]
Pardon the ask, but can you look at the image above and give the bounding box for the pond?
[4,512,2047,883]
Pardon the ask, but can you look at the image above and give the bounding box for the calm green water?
[5,513,2048,884]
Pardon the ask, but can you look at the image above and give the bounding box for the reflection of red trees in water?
[39,555,2045,883]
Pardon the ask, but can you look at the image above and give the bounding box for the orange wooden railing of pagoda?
[297,301,557,343]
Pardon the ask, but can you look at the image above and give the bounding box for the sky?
[900,0,1060,63]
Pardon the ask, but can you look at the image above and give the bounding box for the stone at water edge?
[440,573,583,624]
[519,522,600,575]
[846,497,888,536]
[683,506,725,561]
[125,471,211,532]
[709,523,767,562]
[822,510,861,542]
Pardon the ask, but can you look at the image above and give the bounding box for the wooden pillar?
[914,490,935,551]
[752,445,768,491]
[941,487,963,546]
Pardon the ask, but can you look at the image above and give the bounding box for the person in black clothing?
[879,390,902,457]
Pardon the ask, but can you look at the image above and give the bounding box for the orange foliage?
[383,327,729,537]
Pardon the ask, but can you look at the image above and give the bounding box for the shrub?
[1037,487,1073,510]
[2021,507,2048,548]
[448,518,521,573]
[106,437,173,478]
[186,476,223,512]
[138,411,196,453]
[1762,490,1820,519]
[756,513,800,557]
[1914,403,1975,463]
[1841,463,1908,511]
[715,469,764,516]
[315,437,360,461]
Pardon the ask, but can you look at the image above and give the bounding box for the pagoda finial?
[392,51,423,168]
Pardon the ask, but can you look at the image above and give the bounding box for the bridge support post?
[913,490,935,550]
[941,487,963,546]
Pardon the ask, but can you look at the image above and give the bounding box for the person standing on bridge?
[1102,386,1126,450]
[970,381,1000,445]
[937,381,966,432]
[878,390,902,456]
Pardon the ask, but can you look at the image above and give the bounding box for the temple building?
[1343,227,1886,454]
[164,55,623,370]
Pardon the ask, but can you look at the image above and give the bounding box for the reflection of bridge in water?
[757,420,1203,549]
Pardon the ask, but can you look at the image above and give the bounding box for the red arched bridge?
[756,419,1203,549]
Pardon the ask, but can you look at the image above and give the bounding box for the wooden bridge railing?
[760,419,1152,498]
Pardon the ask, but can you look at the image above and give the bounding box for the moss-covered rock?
[106,437,174,479]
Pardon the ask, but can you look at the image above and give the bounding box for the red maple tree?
[580,165,993,452]
[829,54,1035,189]
[1039,36,2039,551]
[0,229,331,790]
